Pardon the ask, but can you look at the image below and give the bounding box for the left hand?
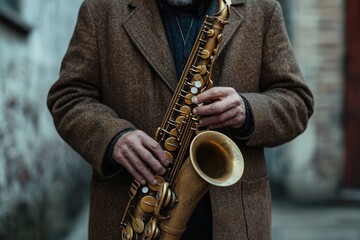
[192,87,246,129]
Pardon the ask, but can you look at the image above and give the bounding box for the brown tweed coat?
[47,0,314,239]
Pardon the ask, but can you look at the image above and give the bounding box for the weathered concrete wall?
[0,0,90,239]
[267,0,345,202]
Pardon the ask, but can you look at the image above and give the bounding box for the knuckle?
[224,86,234,93]
[122,133,136,144]
[233,97,241,106]
[133,129,142,134]
[154,165,163,173]
[216,114,225,122]
[134,161,145,171]
[130,169,139,178]
[233,107,241,115]
[114,155,124,165]
[234,114,244,124]
[149,142,160,151]
[121,148,131,159]
[213,105,222,113]
[143,152,154,162]
[133,130,144,138]
[121,134,130,143]
[114,146,125,159]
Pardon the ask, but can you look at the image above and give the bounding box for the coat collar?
[123,0,244,92]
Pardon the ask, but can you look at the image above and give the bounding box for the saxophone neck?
[215,0,232,20]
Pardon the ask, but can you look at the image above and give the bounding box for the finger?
[198,108,239,127]
[141,135,170,167]
[130,130,169,167]
[193,87,232,104]
[126,130,169,167]
[135,147,166,177]
[194,98,233,116]
[126,149,158,185]
[117,156,146,185]
[113,131,159,184]
[209,112,245,129]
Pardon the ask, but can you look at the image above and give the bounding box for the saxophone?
[120,1,244,239]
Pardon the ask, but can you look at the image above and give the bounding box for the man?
[47,0,314,239]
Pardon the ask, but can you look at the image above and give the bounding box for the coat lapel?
[123,0,178,92]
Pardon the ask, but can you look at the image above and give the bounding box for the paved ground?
[66,197,360,240]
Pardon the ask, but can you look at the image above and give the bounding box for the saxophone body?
[120,1,244,239]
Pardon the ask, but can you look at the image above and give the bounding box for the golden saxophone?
[120,1,243,239]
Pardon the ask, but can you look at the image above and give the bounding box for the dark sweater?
[159,0,217,77]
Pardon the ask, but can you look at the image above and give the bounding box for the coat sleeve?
[47,1,136,177]
[241,1,314,147]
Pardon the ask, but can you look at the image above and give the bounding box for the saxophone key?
[217,33,223,42]
[200,65,207,75]
[183,93,194,105]
[175,116,185,128]
[163,190,177,209]
[139,196,157,214]
[164,137,178,151]
[164,151,174,163]
[191,64,207,74]
[193,73,204,81]
[205,28,215,37]
[141,186,149,194]
[144,218,160,240]
[179,106,191,116]
[199,38,207,44]
[154,127,161,141]
[190,87,198,94]
[154,182,171,215]
[129,180,140,197]
[169,128,179,137]
[193,80,203,88]
[198,49,210,59]
[149,176,165,192]
[132,217,145,234]
[121,224,137,240]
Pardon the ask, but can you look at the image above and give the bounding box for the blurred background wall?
[0,0,90,239]
[0,0,359,239]
[268,0,359,202]
[267,0,346,202]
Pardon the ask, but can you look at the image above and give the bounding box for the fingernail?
[141,179,146,185]
[164,160,170,166]
[193,108,197,115]
[160,168,166,175]
[192,96,198,104]
[151,179,158,185]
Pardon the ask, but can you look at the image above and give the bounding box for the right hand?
[112,130,169,185]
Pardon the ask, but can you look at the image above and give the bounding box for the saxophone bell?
[156,131,244,240]
[190,131,244,187]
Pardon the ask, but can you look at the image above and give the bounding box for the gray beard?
[163,0,194,7]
